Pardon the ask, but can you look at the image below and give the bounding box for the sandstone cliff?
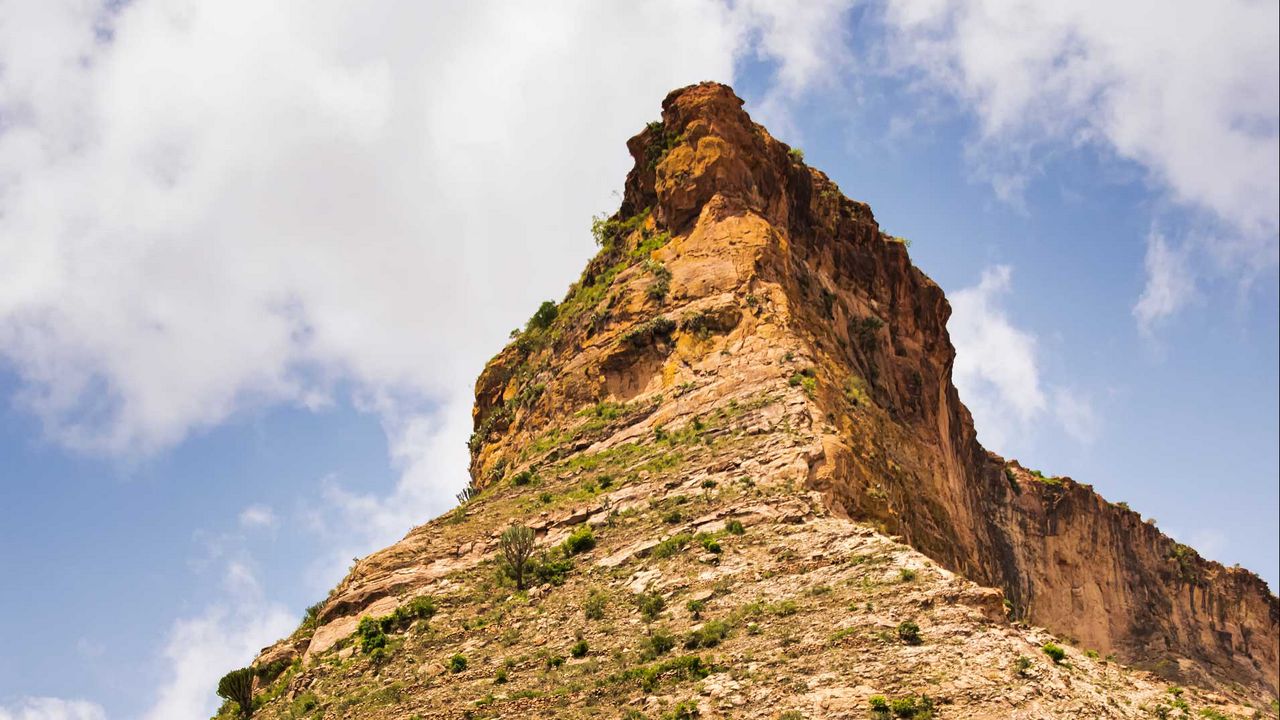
[228,83,1278,720]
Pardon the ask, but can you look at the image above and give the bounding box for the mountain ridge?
[228,82,1278,720]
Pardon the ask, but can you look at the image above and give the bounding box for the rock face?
[469,82,1278,694]
[234,83,1278,719]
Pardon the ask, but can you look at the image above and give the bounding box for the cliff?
[227,83,1278,719]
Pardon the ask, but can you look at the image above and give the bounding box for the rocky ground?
[229,381,1274,719]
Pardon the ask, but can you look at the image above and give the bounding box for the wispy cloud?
[949,265,1098,452]
[141,561,294,720]
[237,504,277,530]
[880,0,1279,325]
[0,698,106,720]
[1133,230,1198,335]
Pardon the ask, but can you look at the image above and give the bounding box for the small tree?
[500,524,536,590]
[217,667,256,719]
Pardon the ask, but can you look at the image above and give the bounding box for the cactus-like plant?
[500,524,536,590]
[216,667,256,719]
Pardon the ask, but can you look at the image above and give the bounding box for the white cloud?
[949,265,1096,452]
[1133,230,1198,334]
[0,0,858,584]
[237,504,276,529]
[730,0,858,136]
[0,0,859,461]
[141,562,294,720]
[0,698,106,720]
[1049,386,1098,446]
[881,0,1279,321]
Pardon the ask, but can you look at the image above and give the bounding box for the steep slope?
[230,83,1278,719]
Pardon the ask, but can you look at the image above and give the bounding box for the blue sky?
[0,2,1276,719]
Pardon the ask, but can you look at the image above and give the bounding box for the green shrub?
[896,621,921,645]
[609,654,710,692]
[562,525,596,555]
[1014,655,1032,677]
[869,695,890,712]
[511,470,533,486]
[665,700,699,719]
[662,510,683,524]
[494,668,508,684]
[352,594,437,659]
[889,695,933,718]
[570,639,589,658]
[695,533,722,554]
[651,533,692,559]
[635,591,666,622]
[356,616,388,653]
[253,659,290,684]
[686,599,706,619]
[622,316,676,347]
[725,519,745,535]
[646,261,672,302]
[899,568,917,582]
[1042,642,1066,663]
[584,590,607,620]
[643,123,680,170]
[449,654,468,673]
[526,301,558,332]
[770,600,798,617]
[530,549,574,586]
[788,371,817,397]
[290,692,319,715]
[788,147,804,162]
[396,595,437,625]
[683,620,730,649]
[299,601,325,631]
[545,654,565,668]
[640,627,677,659]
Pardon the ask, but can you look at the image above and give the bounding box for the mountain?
[225,82,1278,720]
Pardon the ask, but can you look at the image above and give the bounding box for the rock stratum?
[229,83,1278,720]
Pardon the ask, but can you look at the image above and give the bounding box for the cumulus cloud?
[0,0,858,572]
[0,0,858,461]
[881,0,1279,322]
[0,698,106,720]
[949,265,1096,452]
[141,561,295,720]
[0,3,859,714]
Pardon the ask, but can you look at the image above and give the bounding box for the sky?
[0,1,1275,718]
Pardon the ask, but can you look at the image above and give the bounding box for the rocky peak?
[466,81,1277,696]
[231,83,1278,719]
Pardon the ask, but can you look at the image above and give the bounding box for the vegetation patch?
[623,316,676,347]
[561,525,596,555]
[635,591,667,622]
[607,654,713,692]
[1042,642,1066,664]
[651,532,693,560]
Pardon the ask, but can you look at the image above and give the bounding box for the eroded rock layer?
[236,83,1278,720]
